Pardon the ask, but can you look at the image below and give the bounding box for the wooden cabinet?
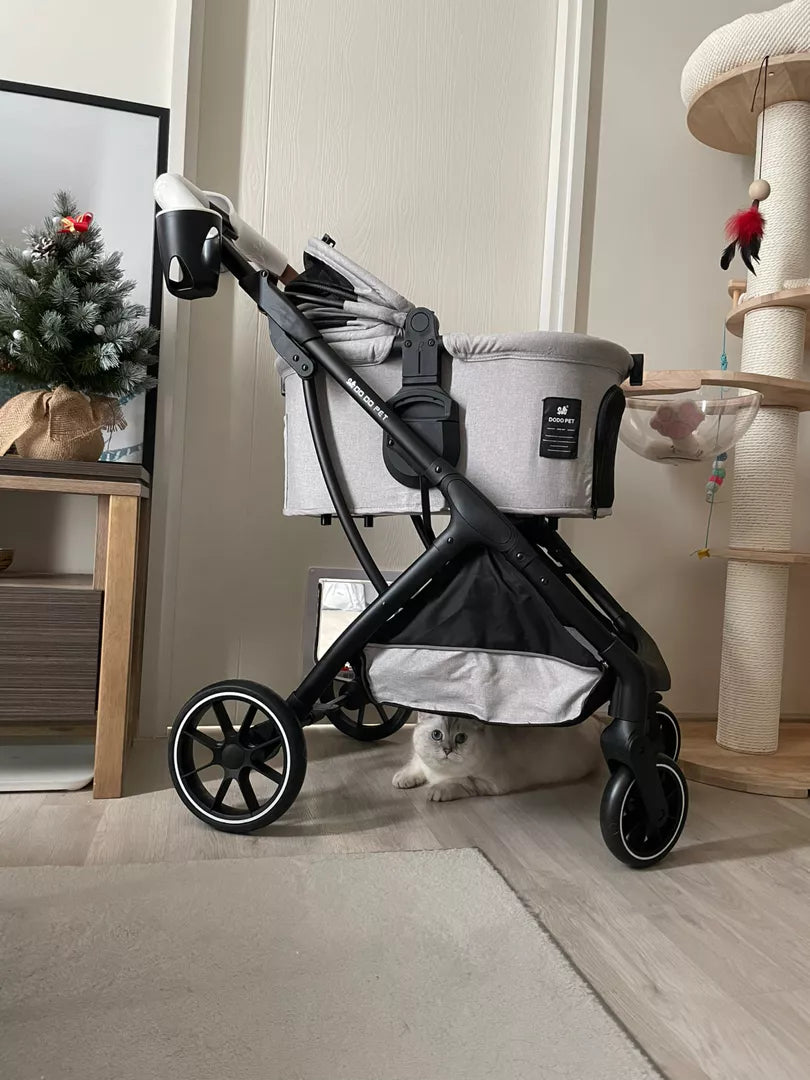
[0,576,102,726]
[0,459,150,796]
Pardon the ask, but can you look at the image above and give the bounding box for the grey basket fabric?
[280,240,633,517]
[442,330,632,375]
[364,644,603,726]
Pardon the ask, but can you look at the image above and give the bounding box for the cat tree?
[633,5,810,796]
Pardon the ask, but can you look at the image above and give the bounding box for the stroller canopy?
[283,238,632,378]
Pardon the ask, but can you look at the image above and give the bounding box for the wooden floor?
[3,727,810,1080]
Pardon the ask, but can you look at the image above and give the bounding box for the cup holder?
[156,208,222,299]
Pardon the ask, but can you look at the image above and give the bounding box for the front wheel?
[599,755,688,868]
[169,679,307,834]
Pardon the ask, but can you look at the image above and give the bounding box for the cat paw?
[469,776,501,797]
[426,781,472,802]
[393,765,426,789]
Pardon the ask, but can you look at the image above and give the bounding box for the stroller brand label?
[540,398,581,459]
[346,377,388,421]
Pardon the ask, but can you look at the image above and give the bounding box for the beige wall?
[158,0,559,730]
[572,0,810,715]
[1,0,176,106]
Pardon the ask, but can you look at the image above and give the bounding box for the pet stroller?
[155,174,688,868]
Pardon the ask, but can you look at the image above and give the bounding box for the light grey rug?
[1,849,660,1080]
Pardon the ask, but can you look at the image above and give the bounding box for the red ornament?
[720,203,765,274]
[58,212,94,234]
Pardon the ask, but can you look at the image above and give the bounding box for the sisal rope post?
[717,101,810,753]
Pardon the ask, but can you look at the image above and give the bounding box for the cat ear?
[417,711,443,728]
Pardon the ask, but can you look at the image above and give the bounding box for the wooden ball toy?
[748,178,771,202]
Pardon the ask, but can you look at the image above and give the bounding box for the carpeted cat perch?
[680,0,810,792]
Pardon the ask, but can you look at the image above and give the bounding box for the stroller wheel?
[654,704,681,761]
[169,679,307,834]
[600,755,688,869]
[320,676,411,742]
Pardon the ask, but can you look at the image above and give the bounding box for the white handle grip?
[154,173,290,278]
[154,173,210,212]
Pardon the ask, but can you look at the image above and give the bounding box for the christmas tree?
[0,191,158,399]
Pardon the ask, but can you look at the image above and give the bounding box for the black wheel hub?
[221,742,246,770]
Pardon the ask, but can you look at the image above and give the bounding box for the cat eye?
[431,729,443,741]
[454,733,467,745]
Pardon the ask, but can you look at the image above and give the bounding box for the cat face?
[413,713,487,775]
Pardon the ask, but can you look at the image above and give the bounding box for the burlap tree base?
[0,385,124,462]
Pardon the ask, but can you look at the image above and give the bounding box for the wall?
[157,0,560,731]
[572,0,810,715]
[1,0,176,106]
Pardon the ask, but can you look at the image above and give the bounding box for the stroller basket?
[361,546,608,726]
[281,240,631,518]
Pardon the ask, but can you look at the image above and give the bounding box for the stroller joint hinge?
[269,320,315,379]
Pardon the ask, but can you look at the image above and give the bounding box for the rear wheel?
[319,674,411,742]
[169,679,307,833]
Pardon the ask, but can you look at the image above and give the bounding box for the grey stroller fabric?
[280,240,633,517]
[285,237,412,364]
[364,645,603,726]
[361,547,607,726]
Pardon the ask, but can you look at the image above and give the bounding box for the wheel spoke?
[238,770,260,812]
[211,776,232,811]
[186,727,218,751]
[370,700,390,726]
[213,700,235,737]
[248,720,280,748]
[356,703,366,727]
[180,759,216,780]
[252,760,284,785]
[239,704,258,737]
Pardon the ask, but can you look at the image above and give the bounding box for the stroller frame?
[164,227,688,868]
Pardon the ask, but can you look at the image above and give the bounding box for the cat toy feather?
[720,189,767,274]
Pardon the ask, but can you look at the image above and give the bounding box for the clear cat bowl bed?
[620,386,762,464]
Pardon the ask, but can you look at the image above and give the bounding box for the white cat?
[393,712,602,802]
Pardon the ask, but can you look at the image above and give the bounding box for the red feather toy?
[720,180,768,274]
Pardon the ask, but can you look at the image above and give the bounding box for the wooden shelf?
[726,284,810,341]
[0,573,95,589]
[623,369,810,410]
[0,723,96,738]
[0,457,150,498]
[680,720,810,798]
[708,549,810,566]
[687,53,810,154]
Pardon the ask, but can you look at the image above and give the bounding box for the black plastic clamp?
[629,353,644,386]
[401,309,441,385]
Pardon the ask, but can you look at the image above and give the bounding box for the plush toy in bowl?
[620,387,761,464]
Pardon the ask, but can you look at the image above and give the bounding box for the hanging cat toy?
[719,55,771,274]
